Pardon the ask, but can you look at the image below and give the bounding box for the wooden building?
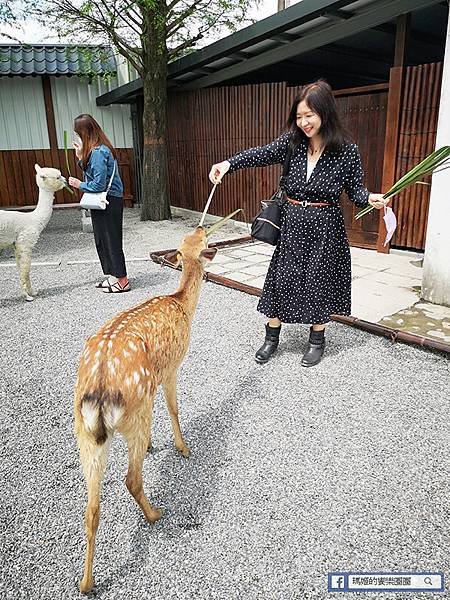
[98,0,447,253]
[0,44,137,207]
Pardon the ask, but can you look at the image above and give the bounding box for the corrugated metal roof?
[0,44,117,77]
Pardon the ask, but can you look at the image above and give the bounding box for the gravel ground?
[0,209,449,600]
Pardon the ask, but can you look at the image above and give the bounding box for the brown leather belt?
[287,198,330,207]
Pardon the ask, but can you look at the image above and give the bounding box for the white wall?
[52,76,133,149]
[422,9,450,307]
[0,77,50,149]
[0,59,135,151]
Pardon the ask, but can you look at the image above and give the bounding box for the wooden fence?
[167,82,387,249]
[391,62,443,249]
[0,147,135,207]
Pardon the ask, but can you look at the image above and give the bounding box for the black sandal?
[103,281,131,293]
[95,278,111,289]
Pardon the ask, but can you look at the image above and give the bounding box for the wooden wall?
[337,91,388,248]
[167,83,295,225]
[0,148,135,207]
[392,62,443,250]
[167,82,387,249]
[167,70,442,251]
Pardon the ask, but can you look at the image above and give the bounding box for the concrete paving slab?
[205,263,231,275]
[360,270,422,288]
[350,304,383,322]
[209,253,240,265]
[246,244,275,256]
[237,253,271,264]
[221,261,255,272]
[384,263,425,278]
[239,264,270,277]
[223,249,254,259]
[352,265,378,279]
[250,276,267,288]
[352,280,421,322]
[222,271,257,283]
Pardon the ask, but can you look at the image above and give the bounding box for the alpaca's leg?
[163,372,190,457]
[77,430,111,594]
[124,410,163,523]
[15,245,34,301]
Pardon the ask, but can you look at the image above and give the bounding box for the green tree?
[36,0,258,220]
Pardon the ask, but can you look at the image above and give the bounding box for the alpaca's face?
[35,165,67,192]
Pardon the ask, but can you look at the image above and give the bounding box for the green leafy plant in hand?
[355,146,450,220]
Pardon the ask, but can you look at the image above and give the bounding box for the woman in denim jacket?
[69,114,130,293]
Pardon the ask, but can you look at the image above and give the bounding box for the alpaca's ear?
[34,164,42,174]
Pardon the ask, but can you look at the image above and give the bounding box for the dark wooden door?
[337,91,388,249]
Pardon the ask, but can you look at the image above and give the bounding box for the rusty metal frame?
[150,236,450,355]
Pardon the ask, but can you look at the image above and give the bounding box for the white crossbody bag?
[80,161,116,210]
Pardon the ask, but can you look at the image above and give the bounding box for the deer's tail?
[78,389,124,445]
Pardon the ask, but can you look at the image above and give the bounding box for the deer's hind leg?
[77,430,112,594]
[123,407,163,523]
[163,371,190,457]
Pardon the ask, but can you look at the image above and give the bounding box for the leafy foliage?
[356,146,450,220]
[32,0,259,76]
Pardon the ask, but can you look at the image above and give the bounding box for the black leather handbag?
[250,144,293,245]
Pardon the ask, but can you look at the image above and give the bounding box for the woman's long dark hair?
[287,80,350,152]
[74,114,117,169]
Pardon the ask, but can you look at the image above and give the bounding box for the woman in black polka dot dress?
[209,80,387,367]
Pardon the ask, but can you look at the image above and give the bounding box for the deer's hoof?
[177,444,190,458]
[79,576,94,594]
[147,507,163,523]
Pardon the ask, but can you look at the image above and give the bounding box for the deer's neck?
[175,258,205,318]
[32,188,55,230]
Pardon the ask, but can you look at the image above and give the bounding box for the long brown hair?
[287,80,350,152]
[74,114,117,169]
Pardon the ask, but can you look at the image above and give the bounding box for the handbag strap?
[279,142,293,191]
[105,160,116,193]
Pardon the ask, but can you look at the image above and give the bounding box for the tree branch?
[167,1,199,34]
[167,0,185,11]
[168,32,203,58]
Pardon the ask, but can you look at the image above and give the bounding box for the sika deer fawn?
[74,227,216,593]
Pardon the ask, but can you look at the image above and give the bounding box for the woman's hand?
[209,160,230,184]
[68,177,82,189]
[368,193,388,209]
[72,142,82,160]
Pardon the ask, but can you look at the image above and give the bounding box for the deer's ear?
[200,247,217,262]
[163,250,182,267]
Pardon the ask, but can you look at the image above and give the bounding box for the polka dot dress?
[228,132,370,324]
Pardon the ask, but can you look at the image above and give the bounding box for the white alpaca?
[0,164,67,301]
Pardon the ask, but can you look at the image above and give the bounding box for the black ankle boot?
[255,324,281,364]
[301,327,325,367]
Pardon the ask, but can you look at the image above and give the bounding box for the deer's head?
[35,164,67,193]
[163,227,217,268]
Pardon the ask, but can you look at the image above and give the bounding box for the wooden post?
[377,14,410,253]
[41,75,58,150]
[394,13,411,67]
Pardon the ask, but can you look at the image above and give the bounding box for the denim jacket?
[79,145,124,197]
